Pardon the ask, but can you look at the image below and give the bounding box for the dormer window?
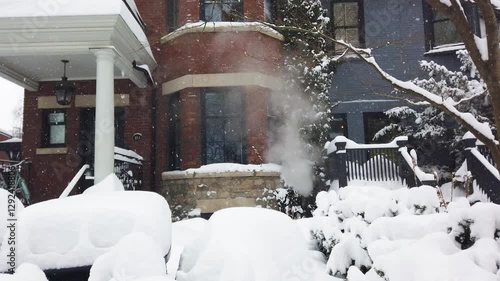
[200,0,244,22]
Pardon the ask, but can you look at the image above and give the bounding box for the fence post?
[397,138,417,187]
[335,141,348,188]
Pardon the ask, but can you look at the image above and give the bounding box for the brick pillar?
[180,88,202,169]
[179,0,200,26]
[245,0,265,21]
[246,87,268,164]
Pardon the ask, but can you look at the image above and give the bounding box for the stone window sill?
[36,147,68,155]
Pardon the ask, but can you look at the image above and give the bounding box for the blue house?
[326,0,481,144]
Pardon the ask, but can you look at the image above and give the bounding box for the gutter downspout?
[133,61,157,192]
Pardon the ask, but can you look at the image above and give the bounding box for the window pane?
[225,141,243,163]
[434,20,461,46]
[50,125,65,144]
[344,3,359,26]
[333,3,346,27]
[224,91,243,116]
[205,3,222,21]
[345,27,360,46]
[225,118,242,142]
[206,119,225,142]
[48,113,64,124]
[205,92,224,116]
[206,142,224,164]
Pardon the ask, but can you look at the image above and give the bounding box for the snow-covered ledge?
[162,163,281,180]
[160,22,285,44]
[161,163,282,219]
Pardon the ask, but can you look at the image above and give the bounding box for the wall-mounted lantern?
[54,60,75,106]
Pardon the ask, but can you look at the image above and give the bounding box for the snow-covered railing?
[325,136,436,188]
[114,147,143,191]
[462,134,500,203]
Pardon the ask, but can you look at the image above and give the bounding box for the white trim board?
[162,72,283,95]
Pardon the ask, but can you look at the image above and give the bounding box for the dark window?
[115,108,126,148]
[202,89,246,165]
[43,110,66,147]
[167,0,179,33]
[332,114,348,138]
[432,11,461,47]
[363,112,396,144]
[331,0,364,51]
[424,2,480,50]
[200,0,244,22]
[168,93,181,171]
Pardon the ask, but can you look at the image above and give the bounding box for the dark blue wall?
[329,0,461,143]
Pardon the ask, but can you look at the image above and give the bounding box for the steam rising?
[267,88,319,197]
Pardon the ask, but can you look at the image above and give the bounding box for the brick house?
[0,0,283,213]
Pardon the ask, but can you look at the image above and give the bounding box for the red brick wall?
[161,32,282,81]
[0,134,12,161]
[246,87,269,164]
[22,80,153,203]
[245,0,265,21]
[179,88,202,169]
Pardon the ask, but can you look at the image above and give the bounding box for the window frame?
[423,1,481,51]
[201,88,247,165]
[167,92,181,171]
[200,0,244,22]
[330,0,365,50]
[167,0,179,33]
[42,110,67,148]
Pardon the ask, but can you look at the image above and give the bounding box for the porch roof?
[0,0,157,91]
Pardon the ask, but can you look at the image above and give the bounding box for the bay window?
[200,0,244,22]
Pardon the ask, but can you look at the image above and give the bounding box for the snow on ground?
[0,263,47,281]
[88,232,168,281]
[176,207,340,281]
[308,183,500,281]
[0,191,172,272]
[167,218,208,279]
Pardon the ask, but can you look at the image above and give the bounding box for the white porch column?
[93,49,115,184]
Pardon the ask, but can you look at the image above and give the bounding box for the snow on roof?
[0,0,154,60]
[0,191,172,271]
[161,21,284,43]
[114,146,143,165]
[0,138,21,144]
[0,129,11,138]
[163,163,281,178]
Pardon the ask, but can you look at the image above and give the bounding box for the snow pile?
[89,233,168,281]
[83,173,125,194]
[167,218,208,279]
[0,263,47,281]
[0,191,172,271]
[308,184,500,280]
[177,207,333,281]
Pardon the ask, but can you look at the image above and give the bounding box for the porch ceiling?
[0,13,157,91]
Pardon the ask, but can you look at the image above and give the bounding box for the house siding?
[330,0,462,143]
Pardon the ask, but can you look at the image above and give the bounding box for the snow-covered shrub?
[308,183,500,281]
[376,51,494,174]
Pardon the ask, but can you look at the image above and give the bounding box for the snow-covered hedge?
[309,184,500,280]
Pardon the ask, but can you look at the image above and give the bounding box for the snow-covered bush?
[308,183,500,281]
[376,51,494,175]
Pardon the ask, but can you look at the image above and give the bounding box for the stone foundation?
[161,171,282,220]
